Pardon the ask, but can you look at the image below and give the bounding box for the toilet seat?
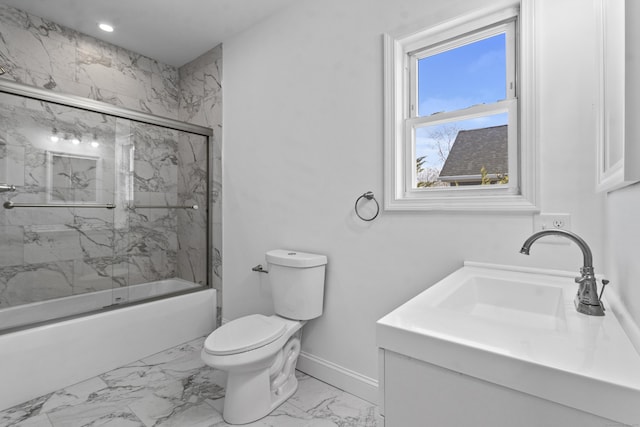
[204,314,286,356]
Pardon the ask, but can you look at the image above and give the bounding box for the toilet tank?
[266,249,327,320]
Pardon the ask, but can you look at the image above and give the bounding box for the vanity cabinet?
[376,263,640,427]
[378,350,616,427]
[596,0,640,192]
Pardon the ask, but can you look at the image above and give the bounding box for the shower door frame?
[0,78,215,294]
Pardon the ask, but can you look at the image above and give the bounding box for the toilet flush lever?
[252,264,268,274]
[0,184,16,193]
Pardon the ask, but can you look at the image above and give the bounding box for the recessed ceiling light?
[98,23,114,33]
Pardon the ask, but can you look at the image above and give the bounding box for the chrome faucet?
[520,229,607,316]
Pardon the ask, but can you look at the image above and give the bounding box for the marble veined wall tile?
[178,58,206,97]
[0,198,76,227]
[0,143,25,187]
[23,225,84,264]
[75,47,178,119]
[177,133,207,196]
[176,205,207,285]
[175,119,207,286]
[212,229,222,286]
[149,72,179,118]
[177,44,223,311]
[203,45,222,100]
[133,191,178,206]
[0,4,77,46]
[116,219,178,256]
[76,48,142,96]
[178,49,210,126]
[72,259,114,294]
[0,261,74,306]
[22,144,47,193]
[203,48,223,134]
[177,93,204,125]
[49,154,99,203]
[123,252,177,287]
[0,4,180,119]
[210,180,222,224]
[23,67,91,97]
[132,124,178,194]
[0,6,77,85]
[176,250,206,285]
[71,227,114,260]
[0,225,24,267]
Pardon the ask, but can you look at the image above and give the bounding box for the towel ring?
[355,191,379,221]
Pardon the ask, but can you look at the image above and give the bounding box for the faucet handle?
[598,279,610,305]
[574,276,585,284]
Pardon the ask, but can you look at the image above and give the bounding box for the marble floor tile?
[7,414,54,427]
[0,394,53,426]
[0,336,378,427]
[288,373,378,427]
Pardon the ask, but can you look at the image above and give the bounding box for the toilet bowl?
[201,249,327,425]
[201,314,304,424]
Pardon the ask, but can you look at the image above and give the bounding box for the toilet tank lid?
[266,249,327,268]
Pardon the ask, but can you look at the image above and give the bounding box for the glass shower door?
[0,91,118,327]
[0,82,211,331]
[116,120,209,301]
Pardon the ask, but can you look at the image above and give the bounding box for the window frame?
[383,1,538,212]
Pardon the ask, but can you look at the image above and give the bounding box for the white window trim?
[383,1,538,212]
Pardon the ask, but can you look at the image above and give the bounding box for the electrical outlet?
[533,213,572,244]
[534,213,571,231]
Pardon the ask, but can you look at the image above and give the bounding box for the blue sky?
[415,33,508,172]
[418,33,506,116]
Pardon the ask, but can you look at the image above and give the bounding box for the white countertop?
[377,262,640,425]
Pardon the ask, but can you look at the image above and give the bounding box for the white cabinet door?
[596,0,640,192]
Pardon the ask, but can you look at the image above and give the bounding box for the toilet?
[201,249,327,425]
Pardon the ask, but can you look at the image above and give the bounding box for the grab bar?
[132,204,199,210]
[3,201,116,209]
[0,184,16,193]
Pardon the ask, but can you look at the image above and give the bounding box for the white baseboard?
[296,351,379,404]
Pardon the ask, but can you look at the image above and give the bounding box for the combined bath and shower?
[520,229,607,316]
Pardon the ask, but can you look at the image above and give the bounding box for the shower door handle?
[0,184,16,193]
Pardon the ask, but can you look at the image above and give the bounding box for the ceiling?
[0,0,296,67]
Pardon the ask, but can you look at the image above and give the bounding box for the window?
[384,2,538,211]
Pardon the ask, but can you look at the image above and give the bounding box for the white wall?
[606,184,640,333]
[222,0,605,398]
[605,0,640,341]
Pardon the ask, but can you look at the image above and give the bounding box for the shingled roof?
[438,125,508,183]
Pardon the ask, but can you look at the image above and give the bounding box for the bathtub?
[0,278,202,331]
[0,282,216,412]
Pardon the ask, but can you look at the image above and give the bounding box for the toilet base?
[221,336,301,425]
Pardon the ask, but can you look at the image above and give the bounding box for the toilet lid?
[204,314,287,355]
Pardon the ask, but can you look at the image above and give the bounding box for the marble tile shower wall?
[0,97,208,307]
[0,4,223,310]
[0,4,179,118]
[178,46,223,303]
[0,96,120,306]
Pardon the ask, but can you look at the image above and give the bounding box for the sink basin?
[436,276,566,330]
[377,262,640,426]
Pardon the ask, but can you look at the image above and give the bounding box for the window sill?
[384,192,539,213]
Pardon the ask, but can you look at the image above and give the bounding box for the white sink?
[377,262,640,426]
[436,276,566,330]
